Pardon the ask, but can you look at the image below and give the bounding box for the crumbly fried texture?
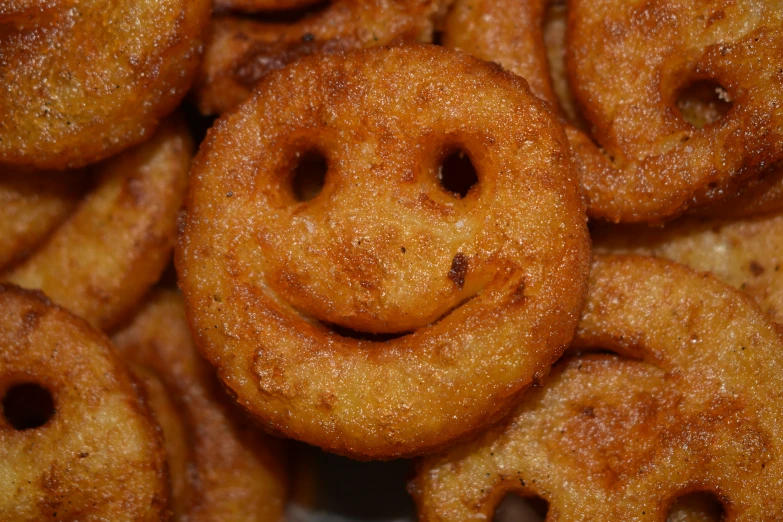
[113,290,289,522]
[443,0,783,222]
[0,0,209,170]
[592,211,783,323]
[0,285,168,521]
[692,166,783,218]
[412,255,783,521]
[567,0,783,222]
[193,0,451,114]
[3,117,191,332]
[178,44,590,459]
[0,171,88,270]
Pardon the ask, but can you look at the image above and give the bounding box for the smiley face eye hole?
[438,148,479,199]
[292,149,329,202]
[494,493,549,522]
[2,382,56,430]
[676,78,733,129]
[225,1,331,23]
[667,491,725,522]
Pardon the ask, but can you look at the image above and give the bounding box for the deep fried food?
[592,211,783,323]
[2,116,191,331]
[0,171,88,269]
[0,284,167,520]
[0,0,210,170]
[193,0,450,114]
[412,255,783,520]
[444,0,783,222]
[178,44,590,459]
[113,290,289,521]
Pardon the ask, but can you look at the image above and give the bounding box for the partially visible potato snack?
[444,0,783,223]
[113,289,289,521]
[592,211,783,323]
[0,0,210,170]
[2,116,192,332]
[0,284,168,521]
[193,0,452,114]
[0,171,88,269]
[412,256,783,521]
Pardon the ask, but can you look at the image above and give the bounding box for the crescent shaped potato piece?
[2,116,192,332]
[193,0,450,114]
[0,0,210,170]
[443,0,783,222]
[0,171,88,270]
[412,255,783,521]
[592,211,783,324]
[113,290,289,522]
[0,284,168,520]
[178,44,591,459]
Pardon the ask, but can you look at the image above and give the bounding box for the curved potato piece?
[113,290,288,521]
[0,171,88,270]
[413,256,783,521]
[0,0,210,170]
[444,0,783,222]
[592,212,783,323]
[3,116,192,332]
[193,0,451,114]
[0,284,167,520]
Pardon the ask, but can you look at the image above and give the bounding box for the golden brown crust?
[178,44,590,459]
[412,255,783,521]
[567,0,783,222]
[0,284,168,521]
[592,210,783,323]
[0,0,210,170]
[443,0,783,223]
[691,165,783,218]
[193,0,451,114]
[113,290,289,522]
[0,171,88,270]
[3,116,192,332]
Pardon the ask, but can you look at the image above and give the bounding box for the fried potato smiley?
[178,45,591,459]
[0,285,168,520]
[413,255,783,521]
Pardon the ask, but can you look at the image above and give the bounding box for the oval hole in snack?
[2,383,55,430]
[439,148,478,199]
[292,149,328,202]
[667,491,725,522]
[494,493,549,522]
[676,79,733,129]
[230,1,331,23]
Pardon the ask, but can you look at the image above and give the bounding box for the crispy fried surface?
[0,0,210,170]
[193,0,450,114]
[443,0,783,222]
[113,290,289,522]
[592,212,783,323]
[178,45,590,459]
[567,0,783,222]
[412,256,783,520]
[3,117,191,332]
[0,171,88,270]
[0,284,167,521]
